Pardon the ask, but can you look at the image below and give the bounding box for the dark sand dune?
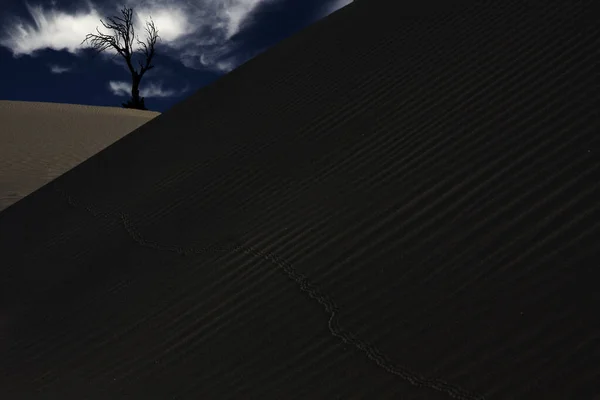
[1,0,599,398]
[0,101,159,212]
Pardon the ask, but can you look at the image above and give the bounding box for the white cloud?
[0,0,352,73]
[48,64,71,73]
[0,1,107,56]
[108,80,133,96]
[0,0,274,72]
[317,0,353,20]
[222,0,264,39]
[108,79,187,98]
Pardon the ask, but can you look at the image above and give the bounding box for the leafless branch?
[80,6,160,110]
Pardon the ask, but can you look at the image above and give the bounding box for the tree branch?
[81,6,160,110]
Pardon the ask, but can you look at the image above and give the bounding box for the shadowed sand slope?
[0,101,160,212]
[1,0,599,398]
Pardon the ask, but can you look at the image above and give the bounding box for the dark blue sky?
[0,0,351,112]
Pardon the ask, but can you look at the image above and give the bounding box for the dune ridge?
[0,0,598,398]
[0,100,159,212]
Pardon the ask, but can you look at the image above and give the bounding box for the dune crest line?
[51,182,485,400]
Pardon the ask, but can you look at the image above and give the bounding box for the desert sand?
[0,100,159,212]
[0,0,598,398]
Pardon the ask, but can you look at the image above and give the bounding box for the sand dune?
[0,0,599,398]
[0,100,159,212]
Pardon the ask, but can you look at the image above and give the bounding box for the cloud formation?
[0,0,352,82]
[48,64,71,74]
[108,79,189,98]
[0,0,275,72]
[319,0,353,18]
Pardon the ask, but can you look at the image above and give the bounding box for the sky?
[0,0,353,112]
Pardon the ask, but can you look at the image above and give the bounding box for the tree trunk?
[131,74,142,109]
[122,73,147,110]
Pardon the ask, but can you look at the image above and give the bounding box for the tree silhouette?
[81,6,159,110]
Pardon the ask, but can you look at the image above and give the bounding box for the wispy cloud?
[0,0,277,72]
[48,64,71,74]
[317,0,353,19]
[0,1,106,56]
[0,0,352,73]
[108,79,187,98]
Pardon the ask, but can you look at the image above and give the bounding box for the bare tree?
[81,6,159,110]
